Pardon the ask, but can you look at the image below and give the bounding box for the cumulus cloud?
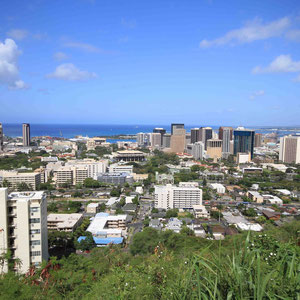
[249,90,265,100]
[0,38,28,90]
[7,29,29,40]
[46,63,97,81]
[200,17,290,48]
[53,52,68,61]
[252,55,300,73]
[63,41,101,53]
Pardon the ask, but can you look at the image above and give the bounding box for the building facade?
[22,123,31,147]
[206,139,222,160]
[154,183,202,210]
[233,127,255,158]
[0,189,48,273]
[0,123,3,151]
[279,135,300,164]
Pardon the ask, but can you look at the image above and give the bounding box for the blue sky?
[0,0,300,126]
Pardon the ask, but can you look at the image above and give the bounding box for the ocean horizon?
[2,123,300,139]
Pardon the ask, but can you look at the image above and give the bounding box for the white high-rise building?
[66,159,108,178]
[192,142,204,160]
[222,127,232,153]
[154,183,202,210]
[151,132,162,148]
[0,189,48,273]
[279,135,300,164]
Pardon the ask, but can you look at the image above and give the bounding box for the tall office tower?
[220,127,233,153]
[279,135,300,164]
[171,123,184,135]
[185,133,191,145]
[162,134,171,148]
[170,128,186,153]
[200,127,213,150]
[153,128,166,144]
[151,132,162,148]
[219,126,233,141]
[22,123,31,147]
[207,139,223,160]
[0,189,48,273]
[254,133,262,147]
[155,182,202,210]
[191,128,201,144]
[0,123,3,151]
[233,127,255,158]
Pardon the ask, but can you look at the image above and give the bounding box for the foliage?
[74,232,96,251]
[165,208,178,218]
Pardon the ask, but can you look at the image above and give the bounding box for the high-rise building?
[0,189,48,273]
[187,141,204,160]
[219,127,233,153]
[191,128,201,144]
[200,127,213,150]
[170,128,186,153]
[151,132,162,148]
[171,123,184,135]
[0,123,3,151]
[22,123,31,147]
[155,182,202,210]
[279,135,300,164]
[207,139,223,160]
[153,128,166,144]
[254,133,262,147]
[233,127,255,158]
[136,132,151,147]
[162,134,171,148]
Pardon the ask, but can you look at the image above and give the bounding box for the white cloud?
[200,17,290,48]
[0,38,28,90]
[53,52,68,61]
[249,90,265,100]
[252,55,300,73]
[46,63,97,81]
[285,29,300,41]
[63,41,100,53]
[7,29,29,40]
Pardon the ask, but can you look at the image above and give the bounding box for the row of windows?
[29,218,40,223]
[30,240,41,246]
[30,207,39,213]
[30,229,40,234]
[30,251,41,257]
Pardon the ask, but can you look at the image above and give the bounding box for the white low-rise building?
[193,205,209,218]
[262,194,283,205]
[247,191,264,203]
[208,183,225,194]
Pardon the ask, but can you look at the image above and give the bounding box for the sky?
[0,0,300,126]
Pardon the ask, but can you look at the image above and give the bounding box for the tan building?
[86,137,107,151]
[86,203,100,214]
[47,213,83,232]
[279,135,300,164]
[206,139,222,161]
[254,133,262,147]
[247,191,264,203]
[0,171,42,190]
[0,189,48,273]
[170,128,186,153]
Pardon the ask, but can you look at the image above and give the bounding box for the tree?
[17,182,31,191]
[180,226,195,236]
[74,232,96,251]
[166,209,178,218]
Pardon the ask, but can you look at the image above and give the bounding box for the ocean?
[2,123,300,139]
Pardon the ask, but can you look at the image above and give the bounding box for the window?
[30,251,41,257]
[30,229,40,234]
[30,218,40,224]
[30,240,40,246]
[30,207,39,213]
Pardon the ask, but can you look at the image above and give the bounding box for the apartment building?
[0,189,48,273]
[0,171,42,190]
[47,213,83,232]
[66,159,108,178]
[154,182,202,210]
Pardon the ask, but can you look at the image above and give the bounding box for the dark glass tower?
[233,128,255,158]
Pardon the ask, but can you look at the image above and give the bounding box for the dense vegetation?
[0,222,299,299]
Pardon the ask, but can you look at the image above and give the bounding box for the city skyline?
[0,0,300,125]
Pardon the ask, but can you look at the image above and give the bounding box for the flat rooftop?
[8,191,45,200]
